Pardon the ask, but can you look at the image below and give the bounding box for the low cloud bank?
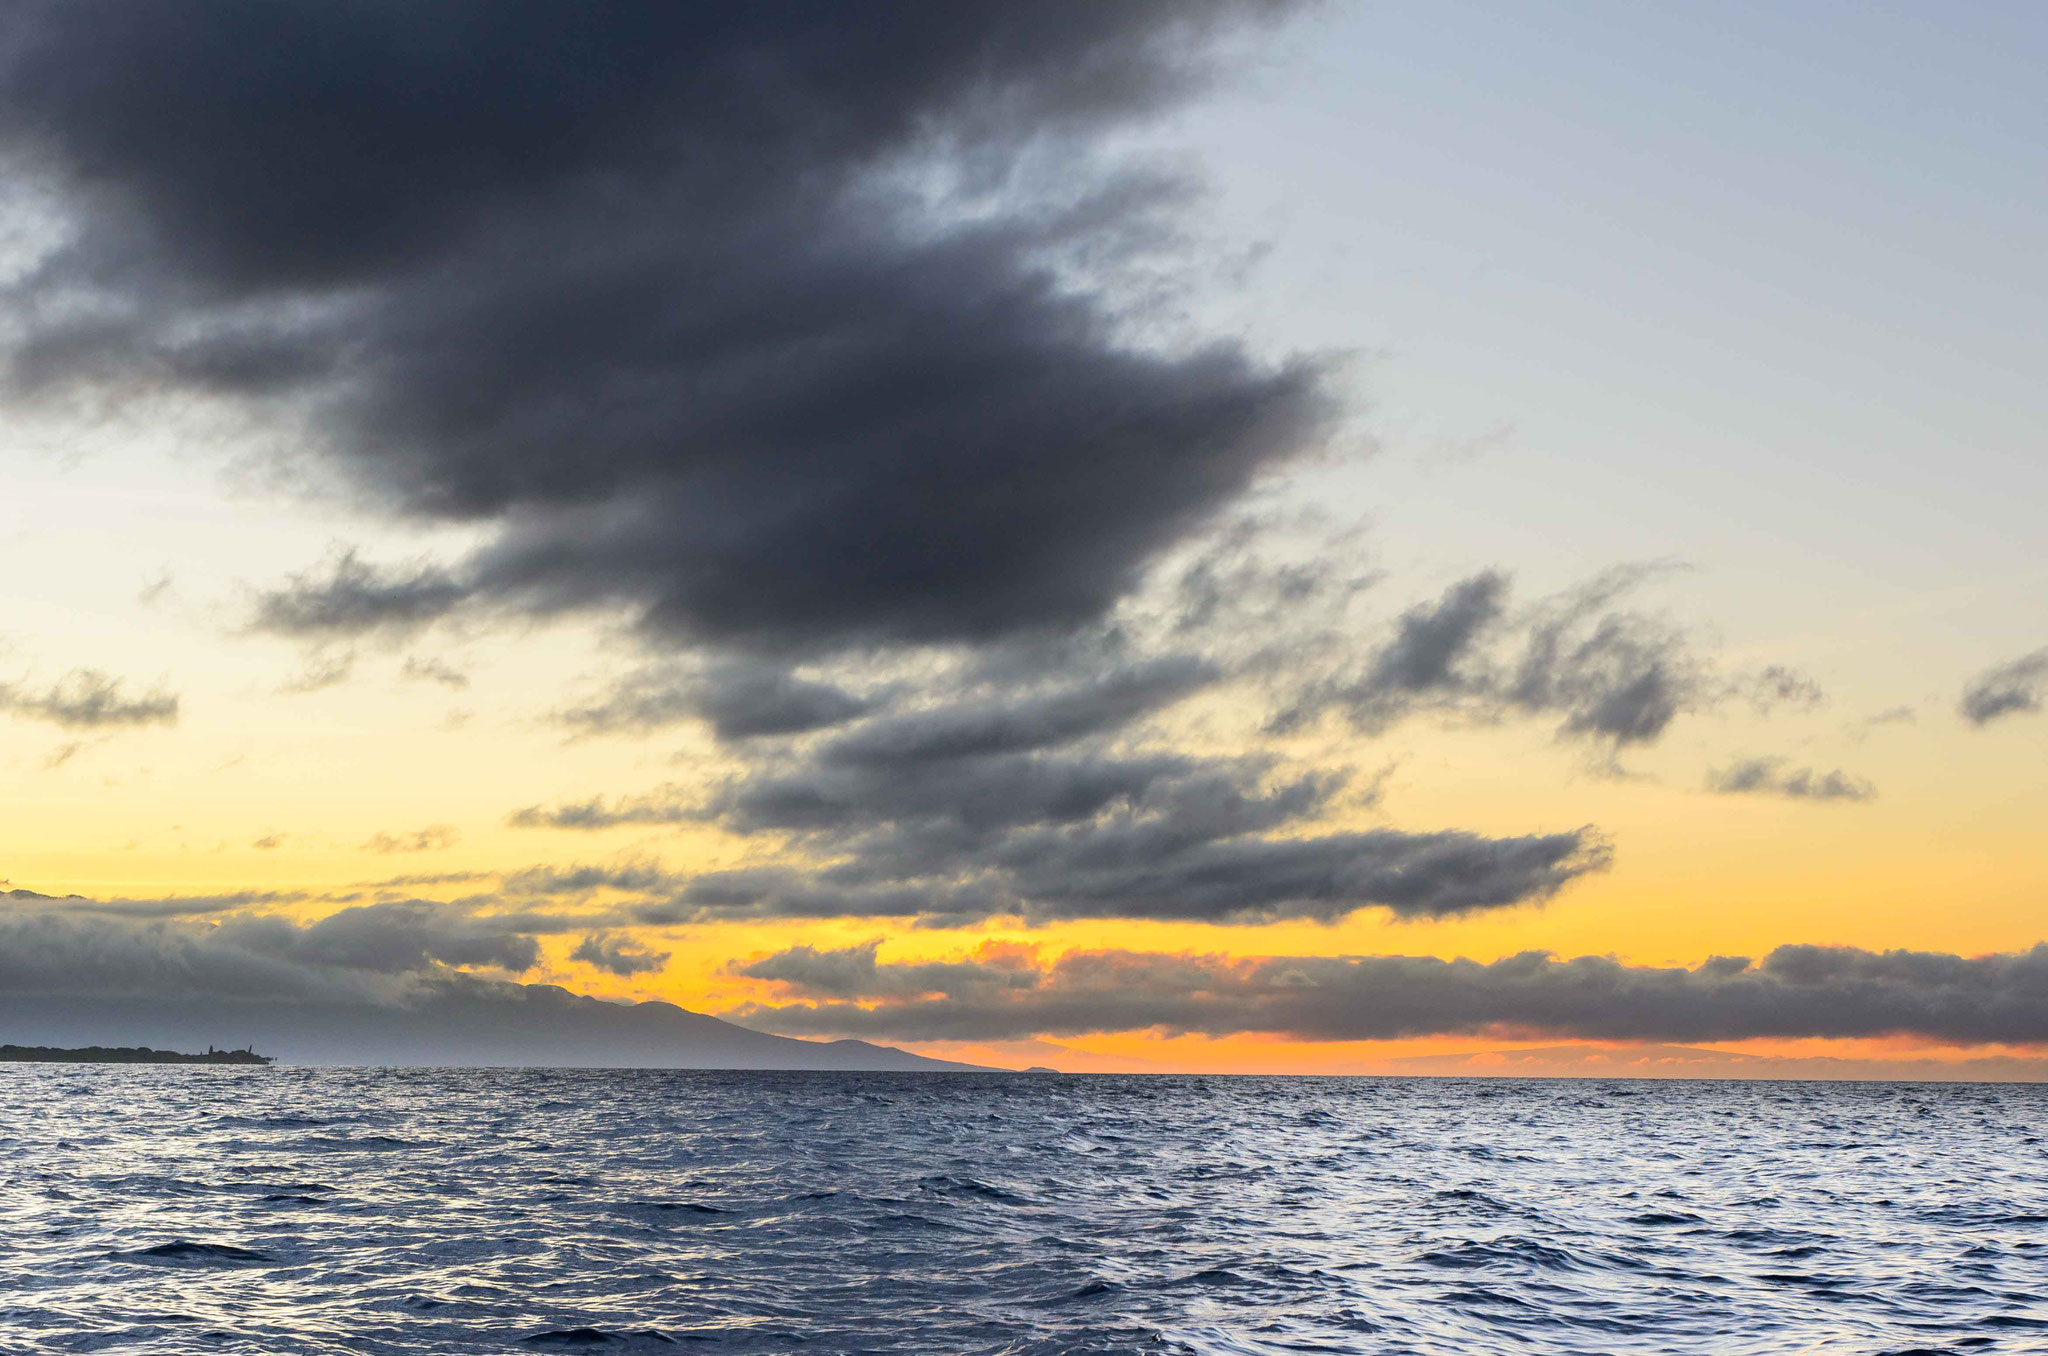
[0,894,572,1006]
[0,892,952,1068]
[1385,1044,2048,1082]
[728,941,2048,1047]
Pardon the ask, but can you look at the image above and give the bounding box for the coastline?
[0,1044,272,1066]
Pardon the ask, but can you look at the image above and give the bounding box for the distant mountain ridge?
[0,980,992,1071]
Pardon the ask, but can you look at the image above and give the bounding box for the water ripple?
[0,1069,2043,1353]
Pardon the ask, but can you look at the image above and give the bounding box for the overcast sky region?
[1,1,2043,1073]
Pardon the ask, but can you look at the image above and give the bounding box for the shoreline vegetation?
[0,1044,273,1066]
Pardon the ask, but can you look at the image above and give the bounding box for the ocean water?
[1,1070,2044,1354]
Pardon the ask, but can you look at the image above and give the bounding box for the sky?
[1,0,2044,1074]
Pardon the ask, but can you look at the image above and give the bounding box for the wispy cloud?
[1705,757,1876,803]
[1961,649,2048,726]
[1269,566,1822,758]
[400,655,470,690]
[360,826,460,855]
[277,651,355,696]
[0,671,177,729]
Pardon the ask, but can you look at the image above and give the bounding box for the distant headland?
[0,1043,273,1066]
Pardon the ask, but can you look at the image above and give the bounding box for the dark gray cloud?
[1343,571,1509,726]
[213,900,542,975]
[559,659,877,740]
[729,941,2048,1046]
[1961,649,2048,726]
[1,0,1327,657]
[1705,758,1876,803]
[569,932,670,978]
[591,763,1606,929]
[640,821,1602,928]
[732,940,1038,1000]
[0,2,1866,949]
[0,906,380,1005]
[981,822,1606,925]
[819,656,1215,766]
[514,752,1606,927]
[253,554,469,640]
[516,625,1609,926]
[0,670,177,729]
[516,657,1223,828]
[768,749,1168,857]
[1269,567,1804,755]
[2,888,305,920]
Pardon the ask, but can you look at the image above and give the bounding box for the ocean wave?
[2,1070,2042,1353]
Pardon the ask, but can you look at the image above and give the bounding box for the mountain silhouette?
[0,981,989,1070]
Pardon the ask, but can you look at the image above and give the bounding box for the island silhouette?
[0,1043,272,1065]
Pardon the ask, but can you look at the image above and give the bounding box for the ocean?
[1,1068,2043,1353]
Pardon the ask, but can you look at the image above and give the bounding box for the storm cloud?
[0,0,1326,656]
[730,941,2048,1046]
[0,2,1867,960]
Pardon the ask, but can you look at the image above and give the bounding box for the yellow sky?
[7,604,2043,1072]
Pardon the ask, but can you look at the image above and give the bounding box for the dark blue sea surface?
[1,1069,2044,1354]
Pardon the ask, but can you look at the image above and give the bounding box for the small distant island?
[0,1043,273,1066]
